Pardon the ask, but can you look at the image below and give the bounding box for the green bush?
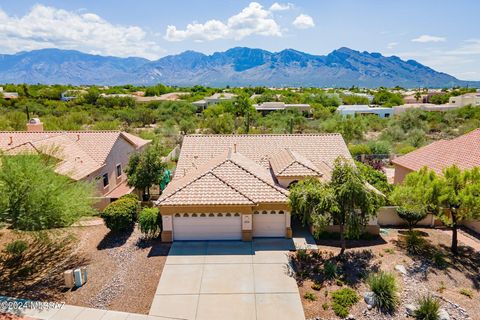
[5,240,29,257]
[405,230,427,254]
[368,271,398,314]
[311,282,322,291]
[349,144,371,156]
[415,295,440,320]
[432,251,448,269]
[101,196,139,232]
[323,261,337,280]
[304,292,317,301]
[138,207,161,237]
[331,287,359,318]
[396,207,427,230]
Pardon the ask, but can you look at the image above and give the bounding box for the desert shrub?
[323,261,338,280]
[101,196,139,232]
[138,207,161,237]
[5,240,29,257]
[331,287,359,318]
[405,230,427,254]
[311,282,322,291]
[368,271,398,314]
[415,295,440,320]
[304,292,317,301]
[432,251,448,269]
[349,144,371,156]
[397,207,427,230]
[120,194,139,202]
[459,288,474,299]
[297,249,309,261]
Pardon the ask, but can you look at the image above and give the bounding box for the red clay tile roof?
[175,134,350,179]
[158,149,289,206]
[392,129,480,174]
[0,131,150,180]
[159,134,351,207]
[270,148,325,178]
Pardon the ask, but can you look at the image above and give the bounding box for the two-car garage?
[171,210,286,241]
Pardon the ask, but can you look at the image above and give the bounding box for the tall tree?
[290,158,382,255]
[0,154,95,230]
[394,166,480,254]
[436,166,480,254]
[125,144,166,200]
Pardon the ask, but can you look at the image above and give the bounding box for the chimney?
[77,134,80,141]
[233,143,237,153]
[8,136,13,145]
[26,118,44,132]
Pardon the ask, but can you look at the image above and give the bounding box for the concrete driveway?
[149,239,305,320]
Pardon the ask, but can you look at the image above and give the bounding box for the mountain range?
[0,47,478,88]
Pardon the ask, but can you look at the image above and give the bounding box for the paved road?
[149,239,305,320]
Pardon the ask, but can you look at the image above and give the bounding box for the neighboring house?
[61,90,87,101]
[393,103,457,114]
[392,128,480,184]
[337,105,393,118]
[192,93,237,110]
[0,89,19,99]
[253,102,311,115]
[342,91,374,103]
[449,93,480,107]
[155,134,352,242]
[392,128,480,233]
[0,118,150,209]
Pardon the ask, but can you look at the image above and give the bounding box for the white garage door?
[253,210,286,237]
[173,213,242,241]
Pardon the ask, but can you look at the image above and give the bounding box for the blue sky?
[0,0,479,80]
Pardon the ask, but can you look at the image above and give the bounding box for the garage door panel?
[253,211,285,237]
[173,215,242,241]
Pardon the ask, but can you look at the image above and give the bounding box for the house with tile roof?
[392,128,480,233]
[0,118,150,209]
[155,134,352,242]
[392,128,480,184]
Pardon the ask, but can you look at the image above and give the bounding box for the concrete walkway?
[0,296,165,320]
[149,239,305,320]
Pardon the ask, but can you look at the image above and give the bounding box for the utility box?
[64,267,88,289]
[64,270,74,289]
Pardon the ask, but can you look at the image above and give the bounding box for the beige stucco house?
[0,119,150,209]
[155,134,352,242]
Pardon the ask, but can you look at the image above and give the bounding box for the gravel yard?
[294,228,480,320]
[0,220,170,314]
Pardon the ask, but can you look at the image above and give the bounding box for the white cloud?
[387,42,398,50]
[411,34,446,43]
[165,2,281,42]
[292,14,315,29]
[0,5,163,59]
[269,2,293,11]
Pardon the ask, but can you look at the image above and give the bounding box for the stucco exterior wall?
[463,219,480,234]
[393,164,413,184]
[377,206,436,227]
